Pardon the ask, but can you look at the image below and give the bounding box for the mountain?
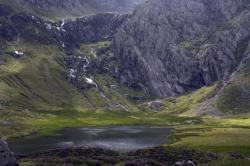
[1,0,250,165]
[0,4,146,113]
[113,0,250,97]
[0,0,250,118]
[0,0,145,20]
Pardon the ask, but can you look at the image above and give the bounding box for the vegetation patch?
[217,60,250,114]
[162,84,218,115]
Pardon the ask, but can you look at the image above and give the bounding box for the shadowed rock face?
[0,139,18,166]
[0,5,126,47]
[113,0,250,97]
[63,13,126,47]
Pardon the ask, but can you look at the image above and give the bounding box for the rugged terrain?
[0,0,250,166]
[0,0,145,20]
[114,0,250,97]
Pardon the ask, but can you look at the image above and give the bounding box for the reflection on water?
[8,126,171,154]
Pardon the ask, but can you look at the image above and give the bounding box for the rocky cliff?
[63,13,126,47]
[113,0,250,97]
[0,4,126,47]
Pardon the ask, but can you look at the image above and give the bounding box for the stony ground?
[17,147,218,166]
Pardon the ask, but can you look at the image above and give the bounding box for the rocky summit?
[113,0,250,97]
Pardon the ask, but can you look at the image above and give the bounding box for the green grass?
[206,158,250,166]
[161,84,218,115]
[0,41,150,139]
[0,107,199,139]
[0,42,90,111]
[180,41,193,49]
[1,41,250,166]
[169,116,250,156]
[217,60,250,114]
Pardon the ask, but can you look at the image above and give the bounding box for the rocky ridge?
[113,0,250,97]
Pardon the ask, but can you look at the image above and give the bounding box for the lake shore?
[17,146,218,166]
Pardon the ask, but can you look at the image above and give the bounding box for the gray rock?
[229,152,244,160]
[63,13,126,47]
[173,160,196,166]
[113,0,250,97]
[148,100,165,111]
[0,139,18,166]
[174,161,183,166]
[187,160,196,166]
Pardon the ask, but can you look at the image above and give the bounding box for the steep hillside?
[1,1,250,165]
[0,9,145,112]
[0,4,151,138]
[0,0,145,20]
[217,59,250,114]
[113,0,250,97]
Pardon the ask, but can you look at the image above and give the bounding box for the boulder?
[0,139,18,166]
[148,100,165,111]
[173,160,196,166]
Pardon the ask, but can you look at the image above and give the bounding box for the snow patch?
[69,69,76,78]
[85,77,95,84]
[14,51,24,56]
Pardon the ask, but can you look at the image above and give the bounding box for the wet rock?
[0,139,19,166]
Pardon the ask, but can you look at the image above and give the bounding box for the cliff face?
[0,5,126,47]
[113,0,250,97]
[63,13,126,47]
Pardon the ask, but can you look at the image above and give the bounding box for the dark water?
[8,126,171,154]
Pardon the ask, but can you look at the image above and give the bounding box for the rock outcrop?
[0,139,18,166]
[113,0,250,97]
[63,13,126,47]
[0,4,126,47]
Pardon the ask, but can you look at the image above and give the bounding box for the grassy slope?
[164,62,250,163]
[217,60,250,114]
[0,42,250,166]
[0,41,151,139]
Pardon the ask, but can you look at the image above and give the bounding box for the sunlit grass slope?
[0,42,150,138]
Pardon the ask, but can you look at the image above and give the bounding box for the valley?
[0,0,250,166]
